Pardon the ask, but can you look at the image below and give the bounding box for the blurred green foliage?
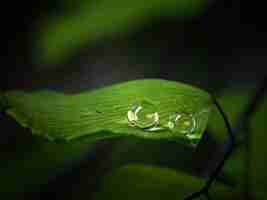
[0,133,97,198]
[208,87,267,199]
[250,93,267,199]
[93,164,239,200]
[35,0,208,64]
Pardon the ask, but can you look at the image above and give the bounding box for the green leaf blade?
[3,79,212,145]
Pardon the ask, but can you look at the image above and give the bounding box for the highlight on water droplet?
[167,112,196,136]
[127,100,160,130]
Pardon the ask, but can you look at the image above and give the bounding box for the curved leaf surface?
[3,79,212,145]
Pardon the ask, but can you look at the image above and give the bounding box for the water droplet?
[167,113,196,136]
[127,100,159,129]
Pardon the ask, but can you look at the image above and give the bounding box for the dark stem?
[184,189,205,200]
[204,97,235,189]
[240,76,267,122]
[184,97,235,200]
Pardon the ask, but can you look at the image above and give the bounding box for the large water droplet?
[167,113,196,136]
[127,100,159,130]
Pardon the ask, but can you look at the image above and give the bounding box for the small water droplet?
[127,100,159,129]
[167,113,196,136]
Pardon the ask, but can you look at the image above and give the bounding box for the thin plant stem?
[184,97,235,200]
[185,76,267,200]
[204,97,235,189]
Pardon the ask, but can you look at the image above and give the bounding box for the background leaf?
[250,94,267,199]
[35,0,208,64]
[208,87,267,199]
[93,164,239,200]
[3,79,212,145]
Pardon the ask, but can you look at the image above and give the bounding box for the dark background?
[2,0,267,199]
[3,0,267,91]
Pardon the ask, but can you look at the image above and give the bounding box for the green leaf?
[93,164,239,200]
[35,0,208,64]
[3,79,212,145]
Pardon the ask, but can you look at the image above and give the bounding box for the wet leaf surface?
[3,79,212,145]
